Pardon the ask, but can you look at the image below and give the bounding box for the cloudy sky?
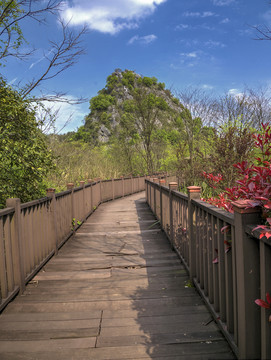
[3,0,271,132]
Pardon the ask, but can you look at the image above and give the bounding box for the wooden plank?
[0,328,99,340]
[0,192,235,359]
[0,311,102,322]
[0,338,96,352]
[97,331,224,348]
[0,319,100,330]
[0,343,236,360]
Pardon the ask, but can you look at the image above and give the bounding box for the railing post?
[121,176,124,197]
[131,174,134,194]
[169,182,178,249]
[88,179,93,213]
[112,178,115,200]
[79,181,86,220]
[67,183,75,234]
[187,186,201,281]
[146,176,150,203]
[159,179,166,226]
[232,199,261,360]
[94,178,102,203]
[153,178,159,215]
[260,237,271,360]
[99,178,102,203]
[6,198,25,293]
[46,188,58,255]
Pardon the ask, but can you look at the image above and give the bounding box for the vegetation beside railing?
[146,179,271,360]
[0,175,147,312]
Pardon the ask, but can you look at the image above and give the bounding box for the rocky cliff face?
[84,69,182,142]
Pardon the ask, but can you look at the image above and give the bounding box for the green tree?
[0,78,54,207]
[210,121,254,188]
[90,94,115,111]
[121,88,172,174]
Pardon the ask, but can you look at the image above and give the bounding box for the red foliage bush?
[202,122,271,239]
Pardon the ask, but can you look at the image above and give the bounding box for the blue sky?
[2,0,271,132]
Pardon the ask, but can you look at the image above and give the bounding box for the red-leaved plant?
[255,293,271,323]
[202,122,271,239]
[255,292,271,309]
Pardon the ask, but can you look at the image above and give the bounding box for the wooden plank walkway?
[0,192,235,359]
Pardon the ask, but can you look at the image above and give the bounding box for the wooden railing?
[146,179,271,360]
[0,176,147,312]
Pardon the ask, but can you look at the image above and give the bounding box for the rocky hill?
[83,69,182,143]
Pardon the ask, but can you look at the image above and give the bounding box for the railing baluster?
[207,213,213,303]
[4,216,14,292]
[199,208,204,288]
[231,224,238,345]
[6,198,25,293]
[0,217,8,299]
[195,206,200,281]
[203,210,208,296]
[212,214,219,312]
[224,221,234,333]
[217,218,226,321]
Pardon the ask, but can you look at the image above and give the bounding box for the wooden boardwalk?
[0,192,235,359]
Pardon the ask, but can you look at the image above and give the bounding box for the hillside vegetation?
[48,69,216,189]
[48,69,270,196]
[1,68,270,207]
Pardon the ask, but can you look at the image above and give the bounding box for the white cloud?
[29,49,54,70]
[238,28,253,37]
[128,34,157,45]
[228,88,244,99]
[36,96,89,133]
[212,0,235,6]
[183,11,216,18]
[204,40,226,48]
[8,78,17,85]
[178,51,201,67]
[220,17,230,24]
[200,24,215,31]
[176,23,215,32]
[262,10,271,25]
[171,50,211,69]
[62,0,167,34]
[202,84,214,90]
[180,52,198,58]
[175,23,190,30]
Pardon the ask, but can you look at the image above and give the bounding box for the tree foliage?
[0,77,54,207]
[90,94,115,112]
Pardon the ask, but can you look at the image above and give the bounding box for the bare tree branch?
[22,20,87,98]
[252,24,271,41]
[34,92,88,104]
[0,0,63,60]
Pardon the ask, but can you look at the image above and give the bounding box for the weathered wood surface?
[0,192,235,359]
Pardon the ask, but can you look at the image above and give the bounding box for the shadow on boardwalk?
[128,196,236,359]
[0,192,235,359]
